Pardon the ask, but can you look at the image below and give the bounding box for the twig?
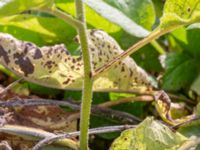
[32,125,136,150]
[41,6,82,29]
[98,95,153,108]
[92,106,141,123]
[168,93,196,105]
[0,99,80,110]
[0,99,140,124]
[172,116,200,129]
[75,0,94,149]
[0,124,79,150]
[0,78,23,98]
[178,137,200,150]
[0,141,13,150]
[92,28,168,78]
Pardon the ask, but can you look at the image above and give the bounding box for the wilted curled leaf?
[110,117,188,150]
[0,30,156,92]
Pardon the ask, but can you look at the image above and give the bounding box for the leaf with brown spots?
[0,30,157,92]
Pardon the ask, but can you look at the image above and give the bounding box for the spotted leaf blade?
[0,30,156,92]
[160,0,200,29]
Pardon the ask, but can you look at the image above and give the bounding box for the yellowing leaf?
[0,0,53,17]
[160,0,200,29]
[0,30,156,92]
[110,117,188,150]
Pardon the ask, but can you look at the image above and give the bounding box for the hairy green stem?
[41,3,93,149]
[75,1,93,150]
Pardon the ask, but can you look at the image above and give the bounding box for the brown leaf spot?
[33,48,42,59]
[13,53,34,76]
[0,45,10,64]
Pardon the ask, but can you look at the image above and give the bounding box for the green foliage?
[1,0,200,149]
[191,75,200,95]
[162,53,199,91]
[83,0,154,37]
[55,0,121,36]
[160,0,200,29]
[110,118,187,150]
[103,0,155,30]
[0,0,53,17]
[0,15,76,46]
[163,27,200,91]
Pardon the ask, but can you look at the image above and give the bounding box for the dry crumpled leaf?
[0,90,77,150]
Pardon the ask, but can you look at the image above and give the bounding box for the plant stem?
[75,1,93,150]
[93,28,173,78]
[151,40,165,54]
[98,95,153,108]
[0,125,79,150]
[41,3,93,149]
[32,124,136,150]
[41,5,82,29]
[178,137,200,150]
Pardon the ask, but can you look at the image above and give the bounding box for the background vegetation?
[0,0,200,150]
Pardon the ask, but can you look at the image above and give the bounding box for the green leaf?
[42,146,71,150]
[152,0,164,18]
[164,27,200,92]
[110,117,187,150]
[169,27,200,57]
[84,0,155,37]
[162,53,199,91]
[167,27,188,52]
[109,93,146,117]
[160,0,200,29]
[0,0,53,17]
[178,121,200,138]
[0,14,76,47]
[55,0,121,36]
[100,0,155,30]
[178,103,200,137]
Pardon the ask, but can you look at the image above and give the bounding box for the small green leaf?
[160,0,200,29]
[110,117,187,150]
[0,0,53,17]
